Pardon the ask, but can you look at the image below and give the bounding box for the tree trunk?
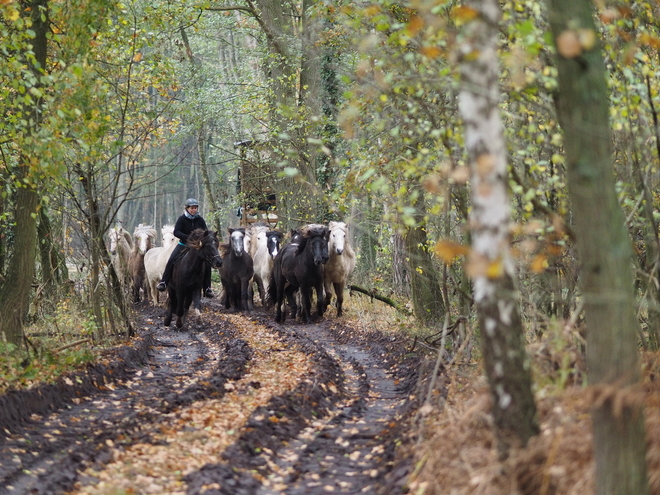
[458,0,539,453]
[547,0,650,492]
[37,208,67,294]
[0,0,48,346]
[404,220,445,325]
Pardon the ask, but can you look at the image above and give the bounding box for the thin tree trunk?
[547,0,650,492]
[405,217,445,325]
[458,0,538,453]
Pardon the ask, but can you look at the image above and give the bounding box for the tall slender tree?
[547,0,650,491]
[458,0,539,453]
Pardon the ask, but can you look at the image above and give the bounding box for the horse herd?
[107,221,356,330]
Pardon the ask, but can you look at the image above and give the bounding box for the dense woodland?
[1,0,660,491]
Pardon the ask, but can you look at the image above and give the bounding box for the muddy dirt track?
[0,299,432,494]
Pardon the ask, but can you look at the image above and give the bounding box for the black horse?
[220,227,254,311]
[269,225,329,324]
[164,229,222,330]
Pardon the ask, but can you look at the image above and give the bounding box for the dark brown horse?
[269,225,329,324]
[164,229,222,330]
[220,227,254,311]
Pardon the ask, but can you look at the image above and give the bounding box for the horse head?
[266,231,283,260]
[108,227,121,254]
[134,224,156,255]
[302,225,330,265]
[289,229,304,245]
[161,225,175,247]
[328,221,348,255]
[189,229,223,268]
[228,227,246,257]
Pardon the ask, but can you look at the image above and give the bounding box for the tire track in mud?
[0,317,248,495]
[257,324,408,495]
[184,316,412,495]
[0,304,421,495]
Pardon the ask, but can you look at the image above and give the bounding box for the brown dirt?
[0,299,429,495]
[6,294,658,494]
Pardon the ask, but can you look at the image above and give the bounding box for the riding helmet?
[185,198,199,207]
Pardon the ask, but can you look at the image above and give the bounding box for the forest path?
[0,299,422,495]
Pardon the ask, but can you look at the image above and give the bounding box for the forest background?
[1,0,660,491]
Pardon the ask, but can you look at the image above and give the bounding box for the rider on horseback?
[156,198,215,298]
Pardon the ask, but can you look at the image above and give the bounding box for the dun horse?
[144,225,176,306]
[324,221,356,317]
[108,225,133,289]
[220,227,254,311]
[165,229,222,330]
[270,225,329,324]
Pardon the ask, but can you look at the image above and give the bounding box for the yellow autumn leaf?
[577,28,596,50]
[556,30,582,58]
[133,52,143,62]
[640,33,660,49]
[452,5,479,23]
[6,6,19,20]
[434,240,470,264]
[419,46,442,59]
[486,258,504,278]
[406,15,424,36]
[530,254,548,273]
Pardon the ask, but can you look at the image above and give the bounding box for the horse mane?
[186,228,207,249]
[134,223,157,236]
[218,242,231,257]
[296,225,328,255]
[328,221,347,234]
[289,229,303,243]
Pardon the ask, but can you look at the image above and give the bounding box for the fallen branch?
[53,339,91,354]
[348,285,412,315]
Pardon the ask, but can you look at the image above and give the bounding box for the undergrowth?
[0,294,102,395]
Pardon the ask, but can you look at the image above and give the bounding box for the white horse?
[108,225,133,289]
[144,224,176,307]
[324,221,356,317]
[129,224,157,303]
[249,223,282,308]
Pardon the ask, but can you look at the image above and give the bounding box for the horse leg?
[255,276,266,308]
[192,290,202,317]
[164,291,175,327]
[324,280,333,312]
[301,286,314,323]
[222,281,231,309]
[240,278,251,312]
[315,283,326,319]
[334,282,344,317]
[175,293,186,329]
[285,286,298,320]
[150,280,159,306]
[275,281,289,323]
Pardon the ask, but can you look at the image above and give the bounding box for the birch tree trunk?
[547,0,650,491]
[458,0,538,453]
